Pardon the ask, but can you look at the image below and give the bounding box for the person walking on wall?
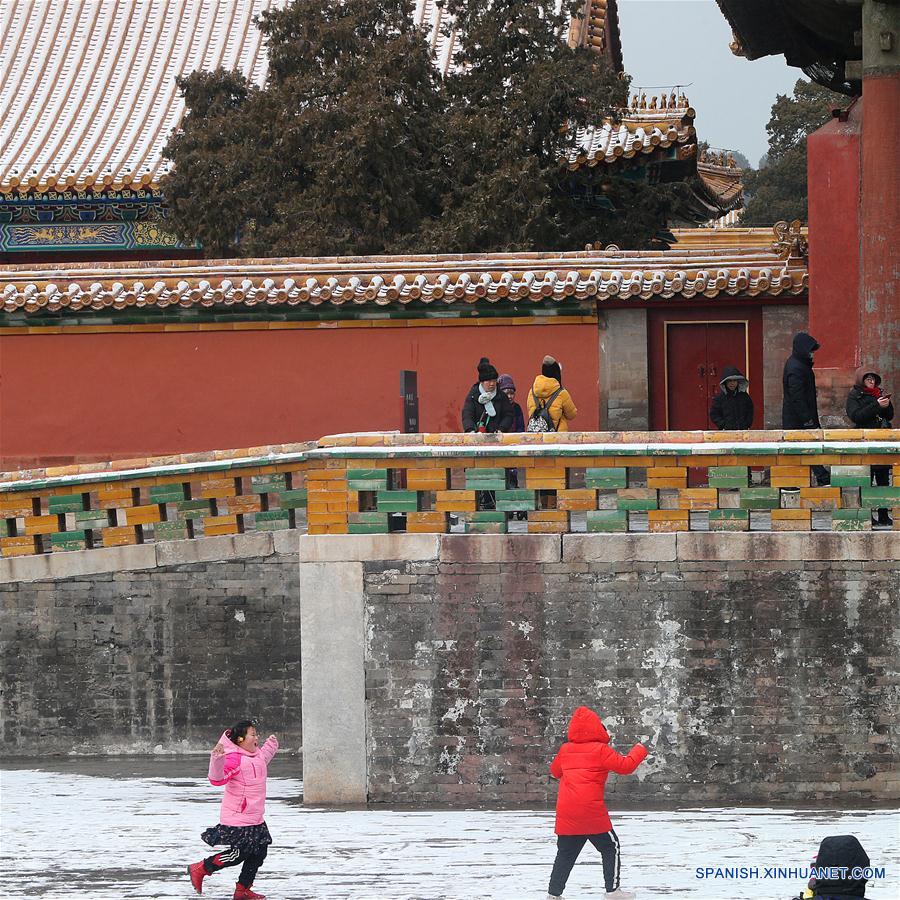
[527,356,578,432]
[847,367,894,527]
[782,332,829,486]
[462,357,514,433]
[547,706,648,899]
[188,720,279,900]
[498,373,526,432]
[709,365,754,430]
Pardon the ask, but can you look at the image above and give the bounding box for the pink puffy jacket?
[208,730,279,827]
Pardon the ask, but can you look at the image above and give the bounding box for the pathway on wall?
[3,766,898,899]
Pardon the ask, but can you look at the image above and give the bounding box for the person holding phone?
[846,367,894,527]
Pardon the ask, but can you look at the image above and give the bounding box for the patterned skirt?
[201,822,272,855]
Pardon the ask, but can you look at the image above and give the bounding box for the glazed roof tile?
[0,243,808,314]
[0,0,281,195]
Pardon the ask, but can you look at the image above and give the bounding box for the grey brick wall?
[363,544,899,805]
[0,552,301,754]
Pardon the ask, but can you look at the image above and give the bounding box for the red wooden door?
[665,322,747,430]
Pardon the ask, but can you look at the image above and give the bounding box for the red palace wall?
[0,321,599,468]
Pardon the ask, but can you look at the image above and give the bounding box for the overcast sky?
[617,0,805,166]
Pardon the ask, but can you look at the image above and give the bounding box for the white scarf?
[478,385,497,418]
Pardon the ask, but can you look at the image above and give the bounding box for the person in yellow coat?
[527,356,578,432]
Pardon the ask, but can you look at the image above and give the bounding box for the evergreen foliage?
[162,0,675,257]
[741,79,846,226]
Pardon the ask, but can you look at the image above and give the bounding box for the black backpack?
[527,388,563,433]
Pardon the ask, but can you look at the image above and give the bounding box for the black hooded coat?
[810,834,870,898]
[782,332,821,428]
[709,366,754,430]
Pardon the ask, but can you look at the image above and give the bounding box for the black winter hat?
[541,355,562,382]
[477,357,499,381]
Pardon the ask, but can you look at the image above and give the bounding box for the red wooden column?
[859,0,900,390]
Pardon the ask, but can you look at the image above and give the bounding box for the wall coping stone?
[439,534,561,563]
[298,534,440,563]
[675,531,900,561]
[0,543,157,583]
[154,533,274,567]
[563,533,677,562]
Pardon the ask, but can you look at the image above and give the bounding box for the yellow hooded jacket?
[527,375,577,431]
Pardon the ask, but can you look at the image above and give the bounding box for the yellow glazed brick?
[196,479,237,499]
[528,510,568,522]
[406,470,449,491]
[124,505,162,525]
[676,489,718,510]
[647,466,688,476]
[307,513,348,526]
[647,510,690,532]
[771,477,811,488]
[771,466,811,477]
[204,523,242,536]
[0,497,37,516]
[556,489,597,511]
[771,509,812,520]
[824,429,865,440]
[436,491,476,503]
[304,469,347,480]
[0,535,41,556]
[24,515,60,535]
[527,521,568,533]
[646,477,688,489]
[100,526,139,547]
[799,487,842,509]
[306,490,350,503]
[223,496,264,515]
[436,501,477,513]
[676,456,720,466]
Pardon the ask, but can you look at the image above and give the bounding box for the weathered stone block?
[439,534,560,563]
[155,533,273,567]
[298,533,439,562]
[563,533,676,561]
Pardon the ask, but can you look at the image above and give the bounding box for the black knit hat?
[541,355,562,382]
[477,357,499,381]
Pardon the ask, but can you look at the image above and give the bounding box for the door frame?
[663,319,749,430]
[648,305,764,431]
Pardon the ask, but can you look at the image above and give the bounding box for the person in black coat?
[709,366,754,429]
[461,357,514,433]
[782,332,829,485]
[782,332,821,428]
[847,366,894,526]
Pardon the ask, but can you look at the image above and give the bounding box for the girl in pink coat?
[188,720,279,900]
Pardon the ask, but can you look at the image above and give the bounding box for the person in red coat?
[547,706,649,899]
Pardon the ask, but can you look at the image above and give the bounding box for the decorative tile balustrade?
[1,431,898,556]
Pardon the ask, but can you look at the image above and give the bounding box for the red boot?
[187,861,208,894]
[233,884,266,900]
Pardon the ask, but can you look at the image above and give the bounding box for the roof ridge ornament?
[771,220,808,263]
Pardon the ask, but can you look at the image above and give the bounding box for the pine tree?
[162,0,674,256]
[740,79,846,226]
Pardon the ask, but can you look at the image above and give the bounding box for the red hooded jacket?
[550,707,648,835]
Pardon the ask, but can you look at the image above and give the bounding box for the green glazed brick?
[495,490,535,501]
[376,490,418,512]
[347,469,389,481]
[255,509,292,522]
[465,480,507,492]
[495,498,536,512]
[0,519,8,537]
[616,491,658,511]
[277,489,308,509]
[47,494,85,513]
[832,509,870,531]
[587,510,628,532]
[347,477,390,491]
[348,522,390,534]
[255,509,292,531]
[176,500,212,518]
[250,474,287,493]
[860,487,900,507]
[464,511,507,523]
[830,466,872,487]
[464,522,507,534]
[349,512,390,525]
[74,509,111,526]
[739,488,781,509]
[464,468,505,481]
[585,468,627,489]
[50,530,88,550]
[152,521,192,541]
[708,466,749,487]
[709,509,749,531]
[149,485,187,503]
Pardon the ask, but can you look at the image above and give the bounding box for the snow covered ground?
[1,765,897,899]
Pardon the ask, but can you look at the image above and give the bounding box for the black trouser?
[204,845,267,888]
[873,465,891,522]
[549,830,621,896]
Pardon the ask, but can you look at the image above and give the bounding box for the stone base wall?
[299,533,900,806]
[0,534,302,755]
